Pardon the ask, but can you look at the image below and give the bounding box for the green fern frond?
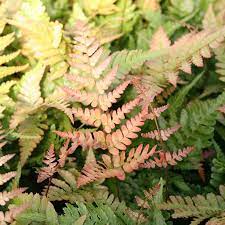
[59,193,136,225]
[14,193,59,225]
[179,92,225,150]
[0,22,28,79]
[111,49,165,84]
[160,185,225,225]
[210,141,225,188]
[18,116,48,166]
[45,168,108,203]
[0,80,17,110]
[10,63,45,129]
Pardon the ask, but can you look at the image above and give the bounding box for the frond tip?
[141,124,181,141]
[141,146,194,168]
[37,144,57,183]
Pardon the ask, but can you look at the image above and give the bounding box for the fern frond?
[111,97,141,124]
[0,126,27,224]
[147,104,169,120]
[156,86,176,104]
[14,193,59,225]
[10,63,45,129]
[37,144,57,183]
[45,168,108,203]
[141,147,194,168]
[55,130,107,150]
[18,117,47,166]
[77,144,157,187]
[0,188,27,206]
[141,124,181,141]
[135,183,161,209]
[0,154,15,167]
[0,204,29,225]
[72,97,141,133]
[121,144,157,173]
[111,49,164,83]
[160,185,225,225]
[141,26,225,92]
[179,92,225,150]
[9,0,66,66]
[203,4,225,82]
[106,107,148,155]
[77,160,125,188]
[17,63,44,106]
[0,24,28,80]
[150,27,171,51]
[63,80,131,111]
[44,94,74,123]
[59,196,135,225]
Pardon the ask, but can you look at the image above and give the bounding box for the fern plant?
[52,20,194,189]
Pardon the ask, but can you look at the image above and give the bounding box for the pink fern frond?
[0,172,17,185]
[55,130,107,150]
[0,154,15,167]
[147,104,169,120]
[122,144,157,173]
[37,144,58,183]
[100,80,131,111]
[63,80,130,111]
[106,108,149,155]
[2,203,29,224]
[141,146,194,168]
[141,124,181,141]
[72,107,109,129]
[96,65,118,94]
[0,188,27,206]
[66,73,94,90]
[111,97,141,124]
[72,97,141,133]
[58,139,77,167]
[77,160,125,188]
